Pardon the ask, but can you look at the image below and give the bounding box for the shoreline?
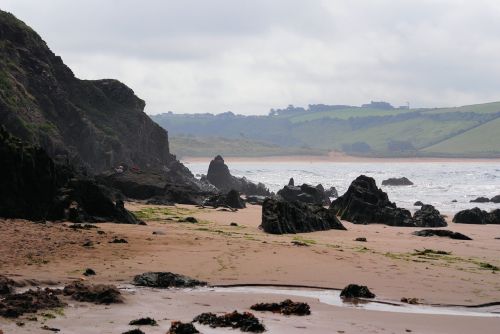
[180,152,500,164]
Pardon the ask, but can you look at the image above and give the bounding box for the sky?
[3,0,500,115]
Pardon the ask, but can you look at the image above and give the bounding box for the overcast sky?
[3,0,500,115]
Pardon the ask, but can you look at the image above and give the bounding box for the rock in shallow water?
[63,282,122,304]
[0,289,64,318]
[261,198,346,234]
[381,177,414,186]
[132,272,207,288]
[340,284,376,299]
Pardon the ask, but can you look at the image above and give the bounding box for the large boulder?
[412,205,447,227]
[453,207,488,224]
[206,155,270,196]
[261,198,346,234]
[491,195,500,203]
[486,209,500,224]
[330,175,414,226]
[470,196,490,203]
[277,183,331,205]
[382,177,414,186]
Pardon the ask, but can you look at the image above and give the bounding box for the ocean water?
[184,161,500,213]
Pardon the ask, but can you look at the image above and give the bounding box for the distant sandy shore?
[181,152,500,164]
[1,203,499,333]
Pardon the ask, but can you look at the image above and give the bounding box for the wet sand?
[1,203,500,333]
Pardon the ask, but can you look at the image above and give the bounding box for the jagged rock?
[412,229,472,240]
[63,282,122,304]
[204,190,246,209]
[206,155,270,196]
[132,272,207,288]
[250,299,311,315]
[330,175,414,226]
[412,205,447,227]
[325,186,339,198]
[414,201,424,206]
[0,289,64,318]
[470,196,490,203]
[382,177,414,186]
[491,195,500,203]
[288,178,294,186]
[0,128,142,224]
[453,207,488,224]
[277,183,330,205]
[340,284,375,299]
[261,198,346,234]
[167,321,200,334]
[193,311,265,333]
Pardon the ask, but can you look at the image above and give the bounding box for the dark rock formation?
[123,330,145,334]
[453,207,488,224]
[325,186,339,198]
[251,299,311,315]
[206,155,270,196]
[491,195,500,203]
[0,10,174,174]
[83,268,96,276]
[261,198,346,234]
[129,317,158,326]
[193,311,265,333]
[354,237,367,242]
[340,284,375,299]
[132,272,207,288]
[0,128,142,224]
[63,282,122,304]
[277,183,331,205]
[0,275,16,295]
[414,201,424,206]
[412,205,447,227]
[412,229,472,240]
[453,208,500,225]
[487,209,500,224]
[167,321,200,334]
[288,178,294,186]
[330,175,414,226]
[0,289,64,318]
[204,190,246,209]
[470,196,490,203]
[382,177,414,186]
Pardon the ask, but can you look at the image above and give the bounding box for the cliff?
[0,10,172,173]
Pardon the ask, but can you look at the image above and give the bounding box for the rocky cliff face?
[0,10,172,173]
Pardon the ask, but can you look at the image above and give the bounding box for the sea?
[184,161,500,214]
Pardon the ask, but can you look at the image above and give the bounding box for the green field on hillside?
[422,117,500,155]
[170,136,327,158]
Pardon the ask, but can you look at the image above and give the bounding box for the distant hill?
[170,135,326,158]
[152,102,500,158]
[0,10,174,173]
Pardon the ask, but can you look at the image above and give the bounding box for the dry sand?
[1,203,500,333]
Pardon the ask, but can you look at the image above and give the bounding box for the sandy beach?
[1,203,499,333]
[181,151,500,164]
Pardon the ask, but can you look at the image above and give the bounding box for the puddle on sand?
[185,286,500,318]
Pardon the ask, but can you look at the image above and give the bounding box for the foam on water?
[186,161,500,213]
